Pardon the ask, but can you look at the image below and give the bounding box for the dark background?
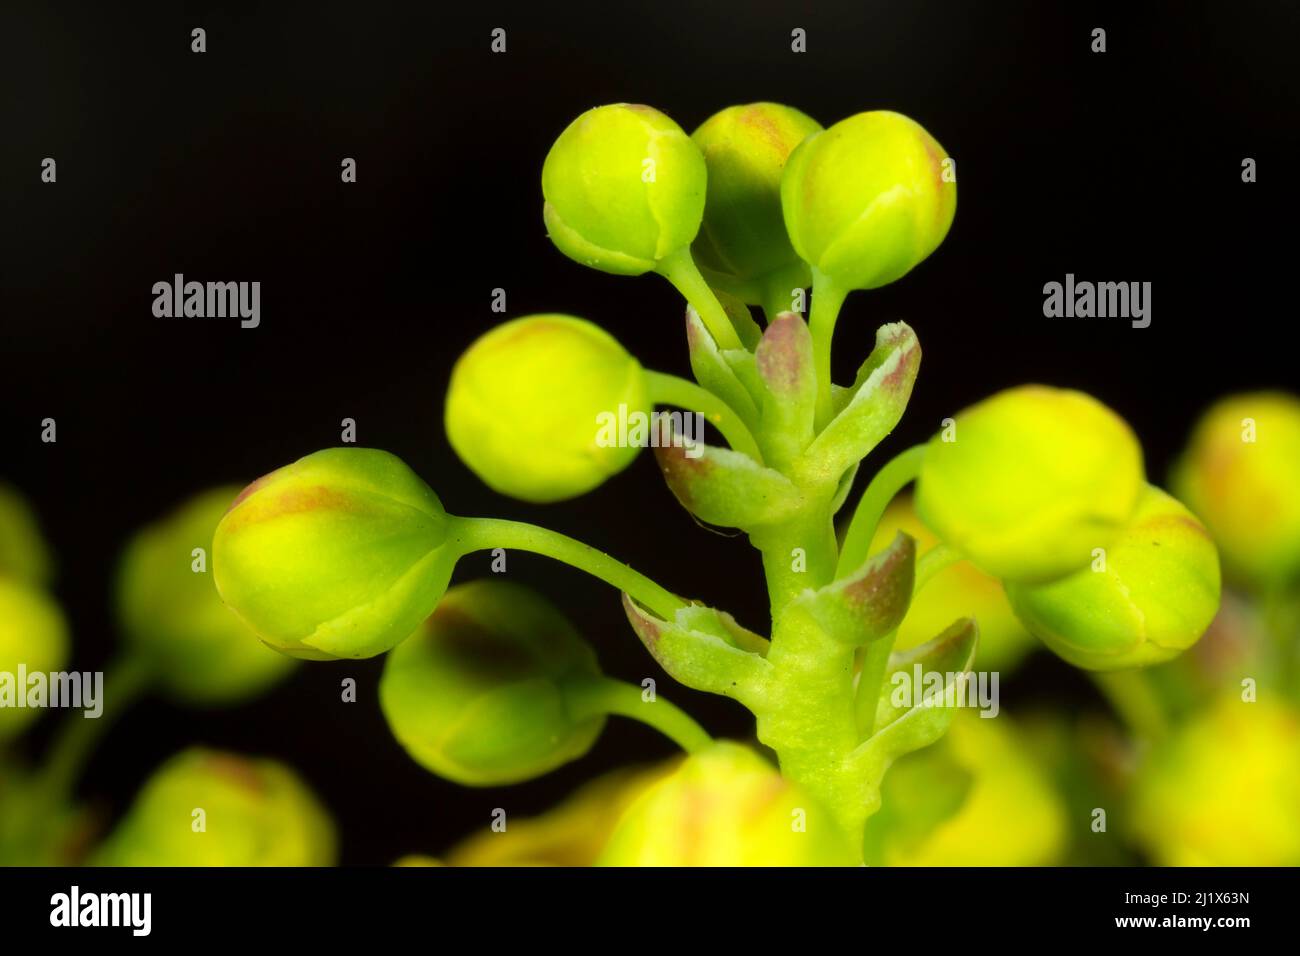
[0,0,1295,863]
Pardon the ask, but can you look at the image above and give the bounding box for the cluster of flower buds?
[912,385,1220,670]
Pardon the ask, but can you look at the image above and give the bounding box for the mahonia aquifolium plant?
[210,101,1222,864]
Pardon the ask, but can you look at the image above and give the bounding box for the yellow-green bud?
[597,742,858,866]
[380,580,604,786]
[870,495,1035,672]
[1006,486,1220,671]
[445,315,650,503]
[0,578,69,742]
[780,110,957,291]
[915,385,1145,583]
[117,487,297,704]
[0,483,53,587]
[1172,391,1300,587]
[543,104,706,275]
[93,748,336,866]
[690,103,821,304]
[1132,697,1300,866]
[213,448,454,661]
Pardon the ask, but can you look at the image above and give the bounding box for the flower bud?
[117,487,297,704]
[915,385,1145,583]
[690,103,822,304]
[379,580,604,786]
[213,448,453,660]
[597,742,858,866]
[93,748,336,866]
[1006,486,1220,671]
[1172,391,1300,587]
[445,315,650,503]
[543,104,706,275]
[780,111,956,291]
[1132,697,1300,866]
[870,495,1035,672]
[0,578,69,742]
[0,483,53,587]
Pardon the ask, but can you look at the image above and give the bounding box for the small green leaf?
[621,594,771,705]
[787,532,915,647]
[755,312,817,467]
[685,307,759,428]
[654,437,805,531]
[796,322,920,486]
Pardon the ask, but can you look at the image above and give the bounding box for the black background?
[0,0,1296,864]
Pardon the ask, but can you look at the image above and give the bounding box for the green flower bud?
[915,385,1145,583]
[0,483,53,587]
[117,487,297,704]
[1006,486,1220,671]
[0,578,69,742]
[690,103,822,305]
[445,315,650,503]
[213,448,454,661]
[543,104,706,275]
[597,742,858,866]
[380,580,604,786]
[1172,391,1300,587]
[870,495,1035,672]
[93,748,336,866]
[1132,697,1300,866]
[780,110,957,291]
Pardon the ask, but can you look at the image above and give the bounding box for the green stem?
[34,653,155,805]
[1093,669,1168,743]
[452,517,686,621]
[836,444,927,577]
[655,248,744,351]
[762,276,798,325]
[915,542,962,592]
[564,676,712,753]
[808,270,849,430]
[646,370,764,463]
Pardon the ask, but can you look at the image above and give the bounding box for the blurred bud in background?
[915,385,1145,584]
[0,485,67,743]
[868,494,1035,673]
[117,487,297,705]
[1130,696,1300,866]
[445,765,667,866]
[93,748,336,866]
[1006,486,1220,671]
[863,709,1067,866]
[0,483,54,586]
[597,742,858,866]
[1172,391,1300,589]
[380,580,605,786]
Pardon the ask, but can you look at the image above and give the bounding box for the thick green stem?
[808,270,849,430]
[646,370,764,463]
[564,676,712,754]
[452,517,685,621]
[656,248,744,351]
[837,444,927,577]
[752,504,839,622]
